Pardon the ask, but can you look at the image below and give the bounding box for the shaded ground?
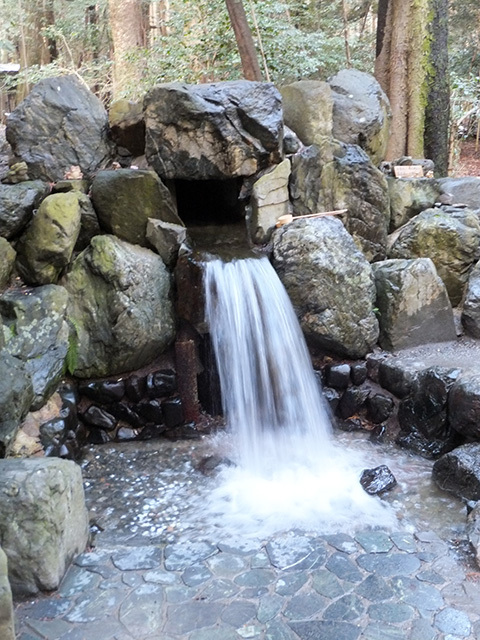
[452,139,480,177]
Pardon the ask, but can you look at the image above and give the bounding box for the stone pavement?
[14,527,480,640]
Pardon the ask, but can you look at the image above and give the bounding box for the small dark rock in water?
[136,399,164,424]
[396,430,458,460]
[125,373,147,402]
[351,362,368,386]
[165,422,199,440]
[197,455,235,475]
[116,426,138,441]
[79,379,125,403]
[360,465,397,495]
[367,393,395,424]
[162,396,184,428]
[369,423,387,444]
[147,369,177,397]
[82,405,118,431]
[337,387,370,419]
[325,364,351,390]
[323,387,341,413]
[337,417,365,432]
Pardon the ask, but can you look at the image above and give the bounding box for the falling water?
[203,256,396,536]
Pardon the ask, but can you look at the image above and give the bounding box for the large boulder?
[290,143,390,261]
[272,217,379,358]
[0,458,89,595]
[448,374,480,440]
[388,177,442,231]
[249,158,291,243]
[280,80,333,146]
[432,443,480,500]
[437,177,480,211]
[91,169,180,246]
[0,548,14,640]
[372,258,456,351]
[328,68,391,166]
[62,235,175,378]
[0,285,70,410]
[15,192,83,285]
[6,75,113,182]
[144,81,283,180]
[0,181,49,239]
[461,260,480,338]
[388,206,480,306]
[0,353,34,457]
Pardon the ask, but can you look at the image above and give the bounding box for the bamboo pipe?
[275,209,348,228]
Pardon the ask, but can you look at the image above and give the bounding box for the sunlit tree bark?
[108,0,145,97]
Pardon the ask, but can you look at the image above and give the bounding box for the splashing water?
[203,256,396,537]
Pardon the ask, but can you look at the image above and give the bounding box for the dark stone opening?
[174,178,245,226]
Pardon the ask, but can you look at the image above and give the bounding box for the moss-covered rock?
[388,177,441,231]
[15,192,83,285]
[0,238,16,290]
[62,235,175,378]
[0,180,49,240]
[0,547,14,640]
[388,206,480,306]
[91,169,180,246]
[280,80,333,146]
[272,217,379,358]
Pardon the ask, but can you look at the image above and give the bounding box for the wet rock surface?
[13,434,480,640]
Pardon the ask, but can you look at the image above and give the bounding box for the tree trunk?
[407,0,430,158]
[225,0,262,81]
[108,0,145,97]
[384,0,410,160]
[374,0,392,94]
[424,0,450,176]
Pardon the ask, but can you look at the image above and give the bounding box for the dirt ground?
[453,139,480,177]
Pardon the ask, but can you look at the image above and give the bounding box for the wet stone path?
[14,439,480,640]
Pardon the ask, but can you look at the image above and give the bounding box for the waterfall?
[202,256,396,536]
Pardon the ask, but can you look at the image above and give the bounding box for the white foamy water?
[203,256,397,537]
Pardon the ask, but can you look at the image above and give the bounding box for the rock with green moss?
[0,458,88,595]
[0,285,70,410]
[0,547,14,640]
[0,180,49,240]
[0,238,15,290]
[91,169,180,246]
[388,177,441,231]
[272,217,379,358]
[328,69,391,166]
[280,80,333,147]
[15,192,83,285]
[62,235,175,378]
[373,258,456,351]
[388,206,480,306]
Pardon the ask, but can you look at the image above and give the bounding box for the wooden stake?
[275,209,348,228]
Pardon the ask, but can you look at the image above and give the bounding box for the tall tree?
[375,0,450,174]
[225,0,262,81]
[108,0,145,97]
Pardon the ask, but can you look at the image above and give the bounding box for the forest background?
[0,0,479,173]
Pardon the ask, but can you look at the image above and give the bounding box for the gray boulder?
[146,219,187,268]
[0,285,70,410]
[144,81,283,179]
[462,260,480,338]
[272,217,379,358]
[290,143,390,261]
[15,192,83,285]
[62,235,175,378]
[280,80,333,146]
[448,374,480,440]
[467,502,480,568]
[91,169,180,246]
[438,177,480,211]
[388,177,442,231]
[372,258,456,351]
[249,158,291,243]
[0,353,34,457]
[328,68,391,166]
[0,238,15,290]
[432,443,480,500]
[0,180,49,239]
[388,206,480,306]
[0,458,89,595]
[6,75,113,182]
[0,547,14,640]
